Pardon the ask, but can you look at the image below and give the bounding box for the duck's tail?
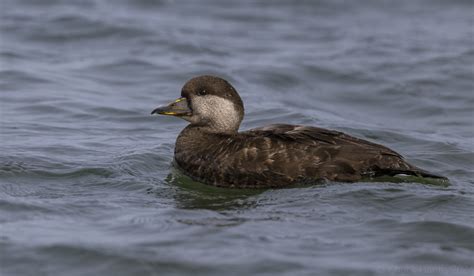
[380,166,448,181]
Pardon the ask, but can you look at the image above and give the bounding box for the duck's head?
[152,75,244,133]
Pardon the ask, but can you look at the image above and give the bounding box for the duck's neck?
[175,125,236,158]
[203,117,241,134]
[187,122,240,135]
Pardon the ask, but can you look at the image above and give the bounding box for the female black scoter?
[152,75,447,188]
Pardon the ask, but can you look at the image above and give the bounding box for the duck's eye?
[197,89,206,96]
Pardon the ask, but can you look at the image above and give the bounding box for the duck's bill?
[151,97,192,116]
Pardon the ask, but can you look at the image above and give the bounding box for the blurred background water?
[1,0,473,275]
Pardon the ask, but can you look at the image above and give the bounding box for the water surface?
[1,0,474,275]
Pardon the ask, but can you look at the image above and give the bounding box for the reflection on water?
[161,167,264,210]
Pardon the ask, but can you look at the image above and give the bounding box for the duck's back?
[174,124,443,188]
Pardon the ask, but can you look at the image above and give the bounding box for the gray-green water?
[1,1,473,275]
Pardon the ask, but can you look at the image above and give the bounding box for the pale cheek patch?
[192,95,241,131]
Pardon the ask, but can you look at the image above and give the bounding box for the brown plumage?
[152,75,447,188]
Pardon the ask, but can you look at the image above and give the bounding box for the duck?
[151,75,447,188]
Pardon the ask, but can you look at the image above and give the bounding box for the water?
[1,0,473,275]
